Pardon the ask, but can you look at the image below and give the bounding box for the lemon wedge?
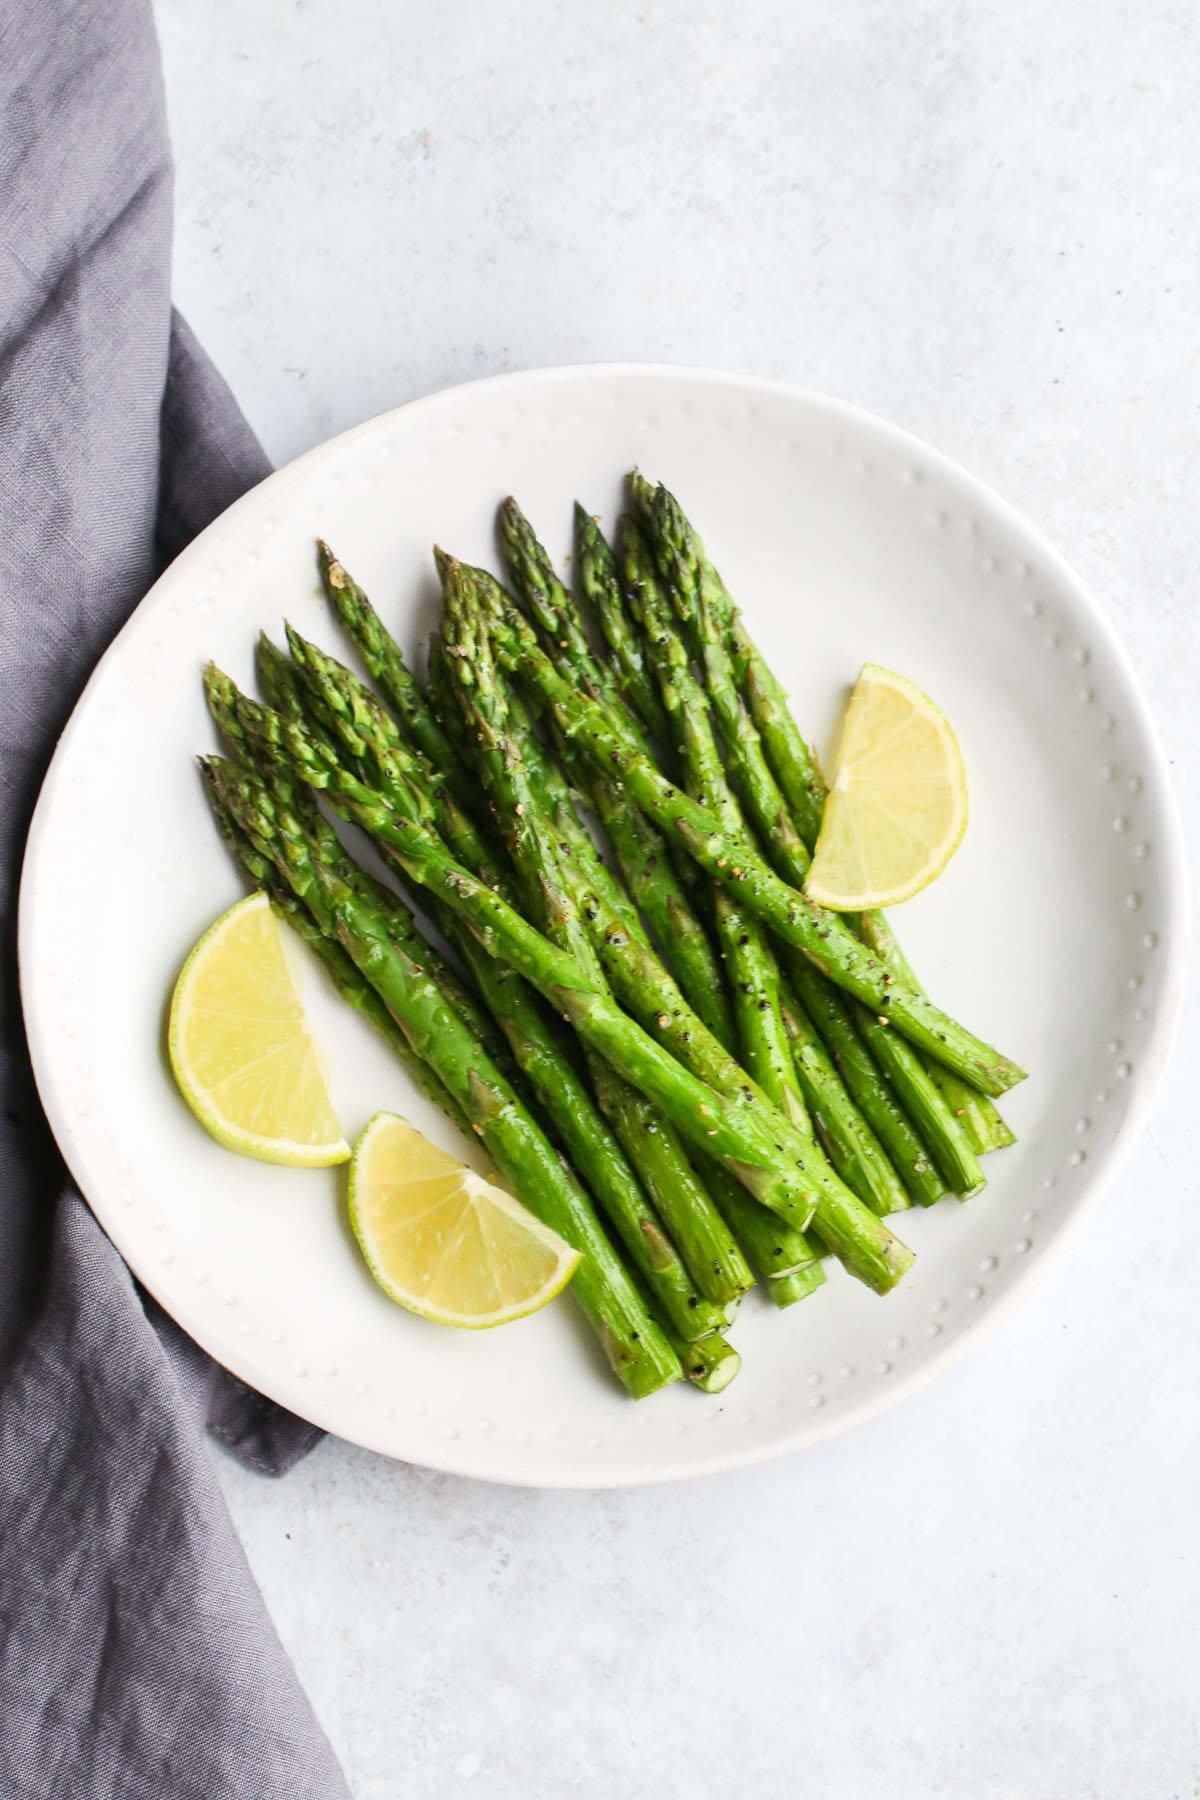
[168,892,349,1166]
[805,664,968,911]
[349,1112,581,1328]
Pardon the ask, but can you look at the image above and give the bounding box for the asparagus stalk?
[632,532,964,1198]
[646,491,986,1197]
[436,584,914,1292]
[207,656,510,1072]
[614,523,806,1129]
[574,504,670,747]
[208,758,681,1399]
[786,959,948,1207]
[553,727,736,1049]
[622,530,911,1221]
[722,892,811,1135]
[497,668,735,1050]
[499,497,634,730]
[316,539,479,818]
[464,568,1023,1097]
[502,657,821,1296]
[778,993,912,1217]
[265,646,731,1343]
[853,1006,985,1198]
[440,602,754,1308]
[497,675,651,953]
[640,478,1014,1150]
[587,1056,752,1309]
[629,471,825,846]
[424,629,461,746]
[698,1154,827,1307]
[491,517,735,1051]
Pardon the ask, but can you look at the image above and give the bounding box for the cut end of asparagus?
[955,1180,988,1203]
[678,1333,741,1393]
[767,1263,826,1309]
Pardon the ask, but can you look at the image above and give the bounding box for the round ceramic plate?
[20,366,1187,1487]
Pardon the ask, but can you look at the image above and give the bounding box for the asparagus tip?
[282,619,307,660]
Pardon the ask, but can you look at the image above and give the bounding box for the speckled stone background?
[156,3,1197,1795]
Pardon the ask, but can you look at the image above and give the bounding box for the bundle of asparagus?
[199,474,1024,1399]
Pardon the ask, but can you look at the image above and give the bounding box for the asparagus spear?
[586,1056,752,1310]
[256,630,317,721]
[633,523,977,1198]
[629,471,825,846]
[208,757,681,1399]
[316,539,479,818]
[786,959,948,1208]
[853,1006,985,1197]
[437,584,914,1292]
[497,673,650,953]
[261,646,731,1344]
[455,942,732,1339]
[554,728,736,1050]
[574,503,670,747]
[439,601,754,1309]
[496,669,736,1050]
[778,993,912,1217]
[698,1154,827,1307]
[425,628,458,737]
[722,890,811,1135]
[464,569,1024,1097]
[499,497,633,729]
[621,530,911,1220]
[640,478,1014,1151]
[205,658,509,1070]
[449,564,900,1229]
[497,639,821,1296]
[491,516,735,1050]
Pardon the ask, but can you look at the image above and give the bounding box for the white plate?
[20,366,1188,1488]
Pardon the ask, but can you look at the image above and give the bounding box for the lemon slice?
[349,1112,581,1328]
[168,892,350,1166]
[805,664,968,911]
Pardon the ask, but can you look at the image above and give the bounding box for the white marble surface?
[157,3,1198,1794]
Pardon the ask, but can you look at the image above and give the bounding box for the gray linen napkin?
[0,4,351,1793]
